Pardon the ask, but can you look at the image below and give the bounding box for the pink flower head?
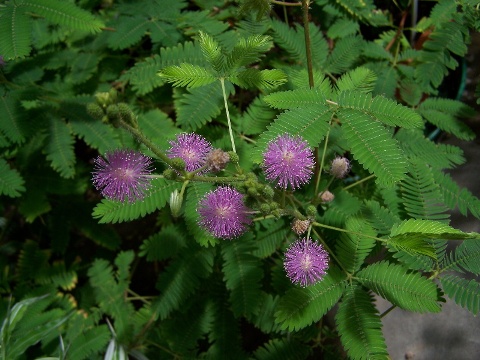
[92,149,154,202]
[262,134,315,189]
[198,186,252,239]
[167,133,213,173]
[284,237,329,287]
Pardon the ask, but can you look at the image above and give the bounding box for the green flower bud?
[260,203,271,214]
[117,103,138,128]
[306,205,317,217]
[95,92,111,107]
[260,185,274,199]
[170,158,186,171]
[163,168,177,180]
[106,104,119,120]
[228,151,239,163]
[169,189,183,218]
[247,187,258,196]
[269,202,279,210]
[86,103,105,120]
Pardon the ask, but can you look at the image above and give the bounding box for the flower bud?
[170,158,186,171]
[163,168,177,180]
[205,149,229,172]
[260,203,271,214]
[260,185,274,199]
[95,92,111,107]
[319,190,335,203]
[169,189,183,218]
[106,104,119,120]
[305,205,317,217]
[117,103,138,128]
[87,103,105,120]
[228,151,239,163]
[292,219,310,235]
[330,157,351,179]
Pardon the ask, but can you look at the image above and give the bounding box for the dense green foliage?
[1,0,480,359]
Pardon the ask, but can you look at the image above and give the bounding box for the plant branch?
[385,10,408,51]
[302,0,314,88]
[220,78,237,153]
[271,0,302,6]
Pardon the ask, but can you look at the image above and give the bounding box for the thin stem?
[302,0,314,88]
[116,119,173,166]
[312,221,386,243]
[343,174,375,191]
[220,78,236,153]
[189,174,246,183]
[271,0,302,6]
[311,227,349,274]
[314,122,332,195]
[380,304,397,318]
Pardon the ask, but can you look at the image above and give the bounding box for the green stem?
[312,221,386,243]
[271,0,302,6]
[314,123,331,196]
[311,227,349,274]
[116,119,173,166]
[220,78,236,153]
[343,174,375,191]
[189,174,246,183]
[302,0,314,88]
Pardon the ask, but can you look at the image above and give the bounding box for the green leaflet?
[441,239,480,275]
[92,178,182,224]
[337,90,423,128]
[356,261,442,313]
[338,108,407,186]
[222,235,264,317]
[440,275,480,315]
[253,338,311,360]
[45,117,76,178]
[0,158,25,197]
[275,267,346,331]
[336,217,377,273]
[335,286,388,360]
[158,63,217,88]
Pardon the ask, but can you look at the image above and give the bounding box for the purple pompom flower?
[284,237,329,287]
[167,133,213,173]
[262,134,315,189]
[92,149,154,202]
[198,186,252,239]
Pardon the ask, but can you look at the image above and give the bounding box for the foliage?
[1,0,480,359]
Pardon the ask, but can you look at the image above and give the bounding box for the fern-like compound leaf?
[324,35,363,74]
[396,129,465,170]
[335,286,388,360]
[224,34,272,72]
[67,325,111,360]
[92,178,182,224]
[199,31,224,73]
[0,3,31,59]
[335,67,377,94]
[153,246,215,320]
[158,63,217,88]
[106,15,150,50]
[390,219,477,241]
[275,267,346,331]
[433,171,480,219]
[222,236,264,317]
[440,275,480,315]
[139,225,187,262]
[441,239,480,275]
[229,68,287,90]
[22,0,104,33]
[337,90,423,128]
[335,217,377,273]
[0,94,29,144]
[253,338,311,360]
[356,261,442,313]
[400,159,449,221]
[263,88,327,109]
[46,118,75,178]
[252,106,331,163]
[0,158,25,198]
[338,108,407,186]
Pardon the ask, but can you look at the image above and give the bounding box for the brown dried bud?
[330,156,351,179]
[319,190,335,203]
[205,149,230,172]
[292,219,310,235]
